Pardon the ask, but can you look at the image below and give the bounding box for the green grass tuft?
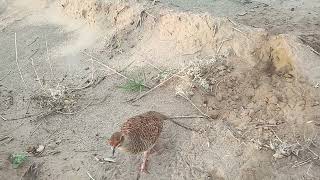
[118,79,145,92]
[9,153,27,168]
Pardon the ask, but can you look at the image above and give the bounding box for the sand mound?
[59,0,319,83]
[32,0,319,179]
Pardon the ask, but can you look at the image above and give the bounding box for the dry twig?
[216,38,232,54]
[1,114,36,121]
[82,51,151,89]
[178,93,210,118]
[30,58,45,91]
[130,66,190,102]
[0,70,12,82]
[87,172,96,180]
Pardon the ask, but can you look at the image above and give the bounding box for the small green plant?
[118,79,145,92]
[9,153,27,168]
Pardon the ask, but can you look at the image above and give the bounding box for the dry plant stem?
[30,58,45,91]
[309,47,320,56]
[82,51,151,89]
[232,27,248,37]
[0,114,7,121]
[179,93,210,118]
[270,129,283,143]
[27,37,39,46]
[227,17,237,26]
[216,38,232,54]
[15,33,28,90]
[28,48,39,60]
[87,172,95,180]
[167,119,199,132]
[30,120,45,136]
[144,60,162,72]
[0,70,12,81]
[168,115,206,119]
[292,158,312,168]
[74,149,105,152]
[1,114,36,121]
[130,66,190,102]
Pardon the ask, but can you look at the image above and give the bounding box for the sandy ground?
[0,0,320,180]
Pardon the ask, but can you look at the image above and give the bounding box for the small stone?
[311,101,319,107]
[36,145,45,153]
[55,140,62,145]
[273,153,285,159]
[209,110,219,119]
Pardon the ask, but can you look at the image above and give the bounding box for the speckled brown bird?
[108,111,196,173]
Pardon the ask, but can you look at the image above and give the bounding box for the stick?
[167,119,199,132]
[0,70,12,82]
[168,115,206,119]
[2,114,36,121]
[270,129,283,143]
[28,49,39,60]
[87,172,95,180]
[30,121,44,136]
[0,114,7,121]
[27,37,39,46]
[82,51,151,89]
[292,158,312,168]
[178,93,210,118]
[309,46,320,56]
[15,33,28,90]
[30,58,45,90]
[74,149,105,152]
[130,66,190,102]
[232,27,248,38]
[227,17,237,26]
[216,38,232,54]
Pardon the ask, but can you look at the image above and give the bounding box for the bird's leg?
[140,150,150,173]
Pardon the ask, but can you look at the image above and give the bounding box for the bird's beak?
[112,146,116,157]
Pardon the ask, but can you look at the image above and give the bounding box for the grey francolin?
[108,111,197,173]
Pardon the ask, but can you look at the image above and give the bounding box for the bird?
[108,111,198,173]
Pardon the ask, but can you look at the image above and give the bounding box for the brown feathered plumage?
[119,111,166,153]
[108,111,168,173]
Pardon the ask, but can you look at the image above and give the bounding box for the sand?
[0,0,320,179]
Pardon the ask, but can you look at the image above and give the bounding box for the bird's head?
[108,131,125,156]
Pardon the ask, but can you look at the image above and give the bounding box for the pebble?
[55,140,62,145]
[209,110,219,119]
